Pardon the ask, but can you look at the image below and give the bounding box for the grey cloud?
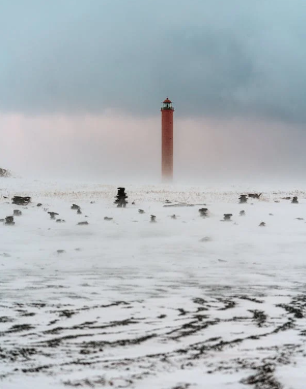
[0,0,306,123]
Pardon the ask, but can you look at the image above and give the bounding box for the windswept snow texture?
[1,179,306,389]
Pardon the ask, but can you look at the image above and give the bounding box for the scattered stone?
[199,208,208,217]
[114,187,128,208]
[292,196,298,204]
[56,219,65,223]
[48,212,59,220]
[71,204,80,210]
[223,214,232,221]
[200,236,211,242]
[78,221,88,225]
[37,203,42,207]
[12,196,31,206]
[5,216,15,225]
[259,222,266,227]
[150,215,156,223]
[138,209,145,214]
[239,210,245,216]
[104,217,113,221]
[13,210,22,216]
[239,195,248,204]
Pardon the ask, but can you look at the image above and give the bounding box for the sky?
[1,0,306,184]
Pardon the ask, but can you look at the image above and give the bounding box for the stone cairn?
[292,196,298,204]
[5,216,15,225]
[12,196,31,206]
[48,212,59,220]
[199,208,208,217]
[114,187,128,208]
[239,195,248,204]
[0,168,10,177]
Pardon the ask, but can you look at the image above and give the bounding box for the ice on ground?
[1,178,306,388]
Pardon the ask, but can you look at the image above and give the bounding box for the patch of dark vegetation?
[12,196,31,205]
[0,324,34,335]
[249,310,267,327]
[0,316,14,323]
[241,363,283,389]
[22,364,52,373]
[0,347,37,362]
[20,312,36,317]
[82,334,157,350]
[276,303,303,319]
[167,319,219,340]
[217,298,236,310]
[58,310,76,318]
[237,296,264,304]
[63,377,109,387]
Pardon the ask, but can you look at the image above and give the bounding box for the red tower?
[161,97,174,182]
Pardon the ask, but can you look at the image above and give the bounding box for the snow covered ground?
[1,178,306,389]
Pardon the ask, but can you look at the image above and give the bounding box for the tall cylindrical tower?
[161,97,174,182]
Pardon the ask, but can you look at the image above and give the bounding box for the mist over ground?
[1,0,306,185]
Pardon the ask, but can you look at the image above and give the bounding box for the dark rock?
[104,217,113,221]
[0,168,11,177]
[71,204,80,210]
[78,221,88,225]
[223,214,232,221]
[138,209,145,214]
[57,250,65,254]
[37,203,42,207]
[259,222,266,227]
[13,210,22,216]
[56,219,65,223]
[248,193,262,199]
[77,208,82,214]
[239,210,245,216]
[12,196,31,206]
[150,215,156,222]
[171,214,177,219]
[292,196,298,204]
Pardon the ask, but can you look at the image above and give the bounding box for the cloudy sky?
[1,0,306,184]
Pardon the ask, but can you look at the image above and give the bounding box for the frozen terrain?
[1,178,306,389]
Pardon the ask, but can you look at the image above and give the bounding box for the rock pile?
[114,188,128,208]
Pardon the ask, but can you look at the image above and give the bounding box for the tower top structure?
[161,97,174,111]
